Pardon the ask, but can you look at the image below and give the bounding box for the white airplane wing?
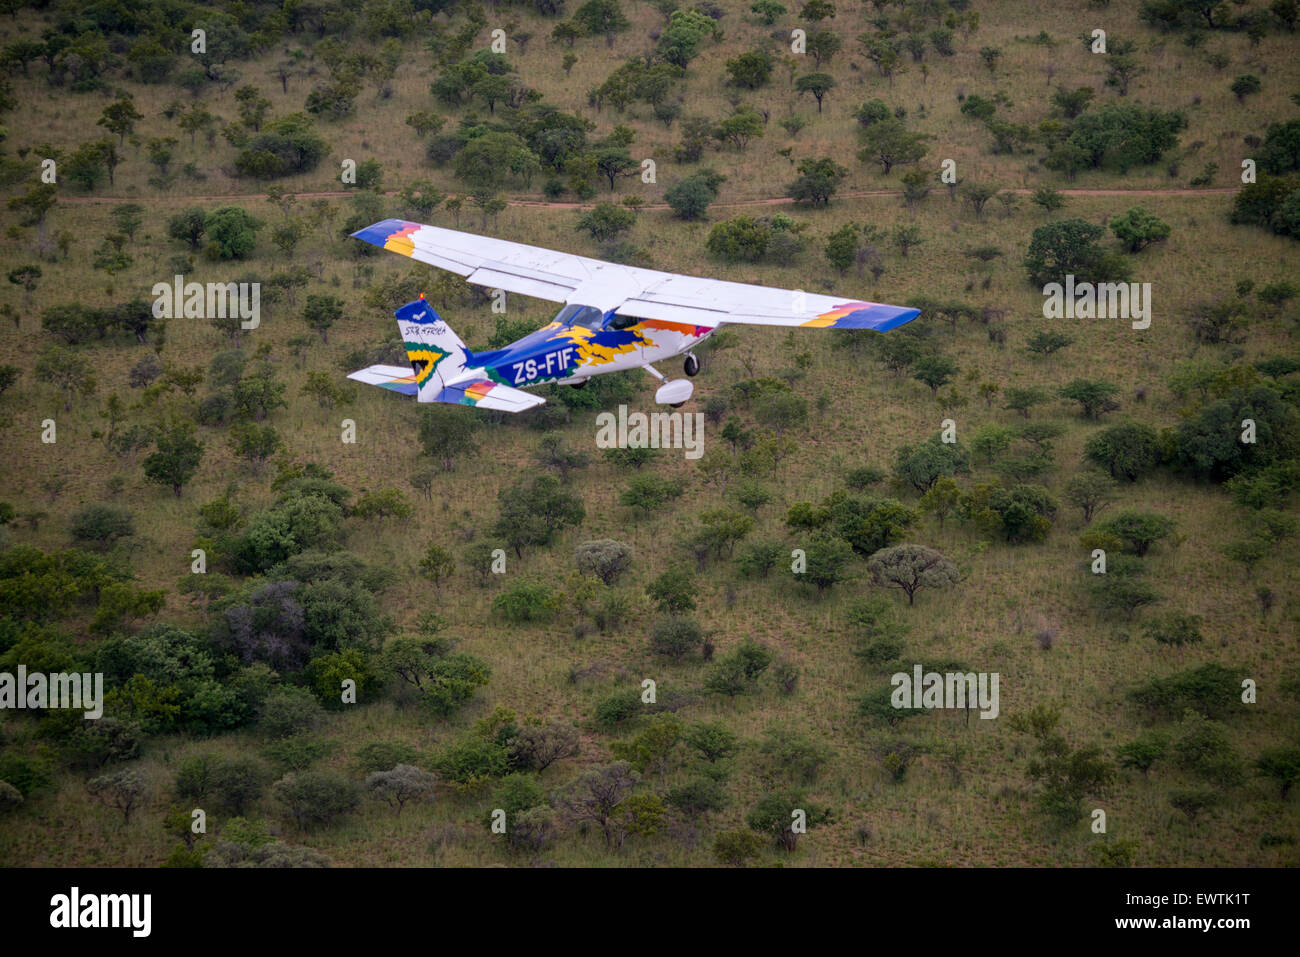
[351,219,919,332]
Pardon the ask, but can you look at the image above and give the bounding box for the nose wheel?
[684,353,700,377]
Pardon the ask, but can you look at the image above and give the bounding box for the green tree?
[857,116,929,173]
[1109,207,1171,252]
[1025,219,1130,286]
[1059,379,1121,419]
[665,170,724,220]
[795,72,836,113]
[69,504,135,551]
[714,107,766,149]
[493,475,585,557]
[867,544,960,605]
[576,202,636,242]
[919,477,961,529]
[204,206,263,259]
[1084,421,1161,480]
[111,204,145,243]
[788,156,847,205]
[1116,734,1166,778]
[1025,330,1073,356]
[726,50,773,89]
[707,216,771,262]
[1064,470,1117,523]
[894,436,970,492]
[912,355,959,394]
[418,545,456,589]
[750,0,786,25]
[143,423,204,497]
[798,534,854,597]
[824,224,859,275]
[229,423,281,472]
[646,567,698,614]
[302,294,343,343]
[746,790,829,851]
[1089,510,1175,557]
[573,0,630,40]
[1003,387,1050,418]
[98,97,144,143]
[168,207,208,250]
[1231,74,1261,102]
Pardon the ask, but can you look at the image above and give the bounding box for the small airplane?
[347,218,922,412]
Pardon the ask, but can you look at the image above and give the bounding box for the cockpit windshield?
[554,304,604,328]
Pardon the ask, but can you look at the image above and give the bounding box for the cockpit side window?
[603,313,639,331]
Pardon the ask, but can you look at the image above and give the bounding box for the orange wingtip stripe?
[383,223,421,257]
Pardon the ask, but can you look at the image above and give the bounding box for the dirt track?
[60,185,1240,211]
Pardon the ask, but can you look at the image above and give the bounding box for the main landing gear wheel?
[683,353,700,377]
[569,378,587,389]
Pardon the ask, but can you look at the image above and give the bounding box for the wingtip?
[349,218,417,245]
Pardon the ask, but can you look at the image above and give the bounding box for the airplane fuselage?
[471,303,714,390]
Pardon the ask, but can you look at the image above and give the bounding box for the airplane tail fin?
[395,296,471,401]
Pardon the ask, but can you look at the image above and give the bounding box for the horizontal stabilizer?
[347,364,418,395]
[433,377,546,413]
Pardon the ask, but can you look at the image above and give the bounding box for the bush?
[707,216,771,262]
[353,741,423,774]
[648,615,703,659]
[69,504,135,551]
[1129,664,1242,720]
[431,736,510,787]
[665,170,724,220]
[1143,612,1204,647]
[204,206,263,259]
[258,686,325,738]
[1089,511,1175,556]
[1059,379,1121,419]
[1024,219,1131,287]
[574,540,634,585]
[0,753,54,796]
[1084,422,1162,481]
[492,579,561,624]
[235,113,329,178]
[366,764,436,814]
[272,770,360,829]
[620,474,684,511]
